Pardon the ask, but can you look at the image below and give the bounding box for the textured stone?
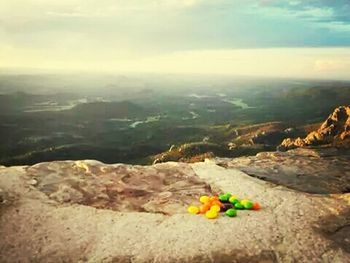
[219,147,350,194]
[279,106,350,150]
[0,160,349,262]
[24,160,214,214]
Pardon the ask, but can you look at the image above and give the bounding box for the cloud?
[314,59,350,72]
[253,0,350,31]
[0,0,202,19]
[182,0,200,7]
[322,21,350,32]
[2,45,350,80]
[0,0,349,76]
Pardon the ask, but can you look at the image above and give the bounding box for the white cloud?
[314,59,350,72]
[1,0,349,80]
[322,21,350,32]
[248,3,350,32]
[297,7,334,20]
[289,1,301,6]
[0,0,202,19]
[250,4,333,20]
[182,0,200,7]
[2,46,350,80]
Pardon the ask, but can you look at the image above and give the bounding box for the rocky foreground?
[1,147,350,263]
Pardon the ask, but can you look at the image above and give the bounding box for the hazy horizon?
[1,0,350,80]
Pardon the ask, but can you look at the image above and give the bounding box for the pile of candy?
[187,193,261,219]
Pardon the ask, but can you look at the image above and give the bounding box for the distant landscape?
[0,73,349,166]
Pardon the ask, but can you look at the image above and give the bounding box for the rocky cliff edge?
[279,106,350,150]
[1,149,350,262]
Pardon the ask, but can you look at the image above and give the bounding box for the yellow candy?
[199,195,210,204]
[187,206,199,214]
[210,205,221,213]
[205,210,218,219]
[240,199,250,205]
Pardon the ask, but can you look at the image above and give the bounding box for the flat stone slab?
[0,160,349,262]
[218,147,350,194]
[25,160,214,215]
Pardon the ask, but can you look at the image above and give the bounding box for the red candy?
[252,202,261,210]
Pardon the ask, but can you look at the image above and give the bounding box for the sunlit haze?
[1,0,350,79]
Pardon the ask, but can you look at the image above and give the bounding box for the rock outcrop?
[217,147,350,194]
[250,129,295,146]
[279,106,350,150]
[153,142,222,164]
[1,154,350,262]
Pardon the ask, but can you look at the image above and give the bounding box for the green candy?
[234,203,244,210]
[229,197,240,205]
[219,193,231,203]
[243,201,253,210]
[225,208,237,217]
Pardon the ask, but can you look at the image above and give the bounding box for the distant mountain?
[151,122,309,164]
[0,92,39,113]
[277,86,350,105]
[279,106,350,150]
[150,107,350,164]
[0,92,79,113]
[67,101,147,119]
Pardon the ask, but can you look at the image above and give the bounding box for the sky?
[1,0,350,79]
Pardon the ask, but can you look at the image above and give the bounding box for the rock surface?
[25,160,213,215]
[279,106,350,150]
[1,157,350,262]
[218,147,350,194]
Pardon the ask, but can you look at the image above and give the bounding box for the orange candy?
[199,203,211,214]
[252,202,261,210]
[211,200,223,208]
[209,196,219,202]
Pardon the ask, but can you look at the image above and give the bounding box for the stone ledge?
[0,159,349,262]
